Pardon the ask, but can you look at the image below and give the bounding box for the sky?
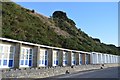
[16,2,118,46]
[11,0,120,2]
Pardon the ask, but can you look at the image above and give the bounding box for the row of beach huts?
[0,37,119,69]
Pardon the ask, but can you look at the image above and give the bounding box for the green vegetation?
[2,2,119,55]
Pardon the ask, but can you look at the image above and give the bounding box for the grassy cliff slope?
[2,2,118,55]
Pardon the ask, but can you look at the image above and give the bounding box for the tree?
[52,11,67,20]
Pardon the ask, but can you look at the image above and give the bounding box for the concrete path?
[52,67,119,78]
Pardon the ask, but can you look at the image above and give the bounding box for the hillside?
[2,2,119,55]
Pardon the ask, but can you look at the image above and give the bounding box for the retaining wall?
[1,63,119,78]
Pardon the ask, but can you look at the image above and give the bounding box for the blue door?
[45,51,48,66]
[20,48,33,67]
[80,54,82,64]
[0,45,14,68]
